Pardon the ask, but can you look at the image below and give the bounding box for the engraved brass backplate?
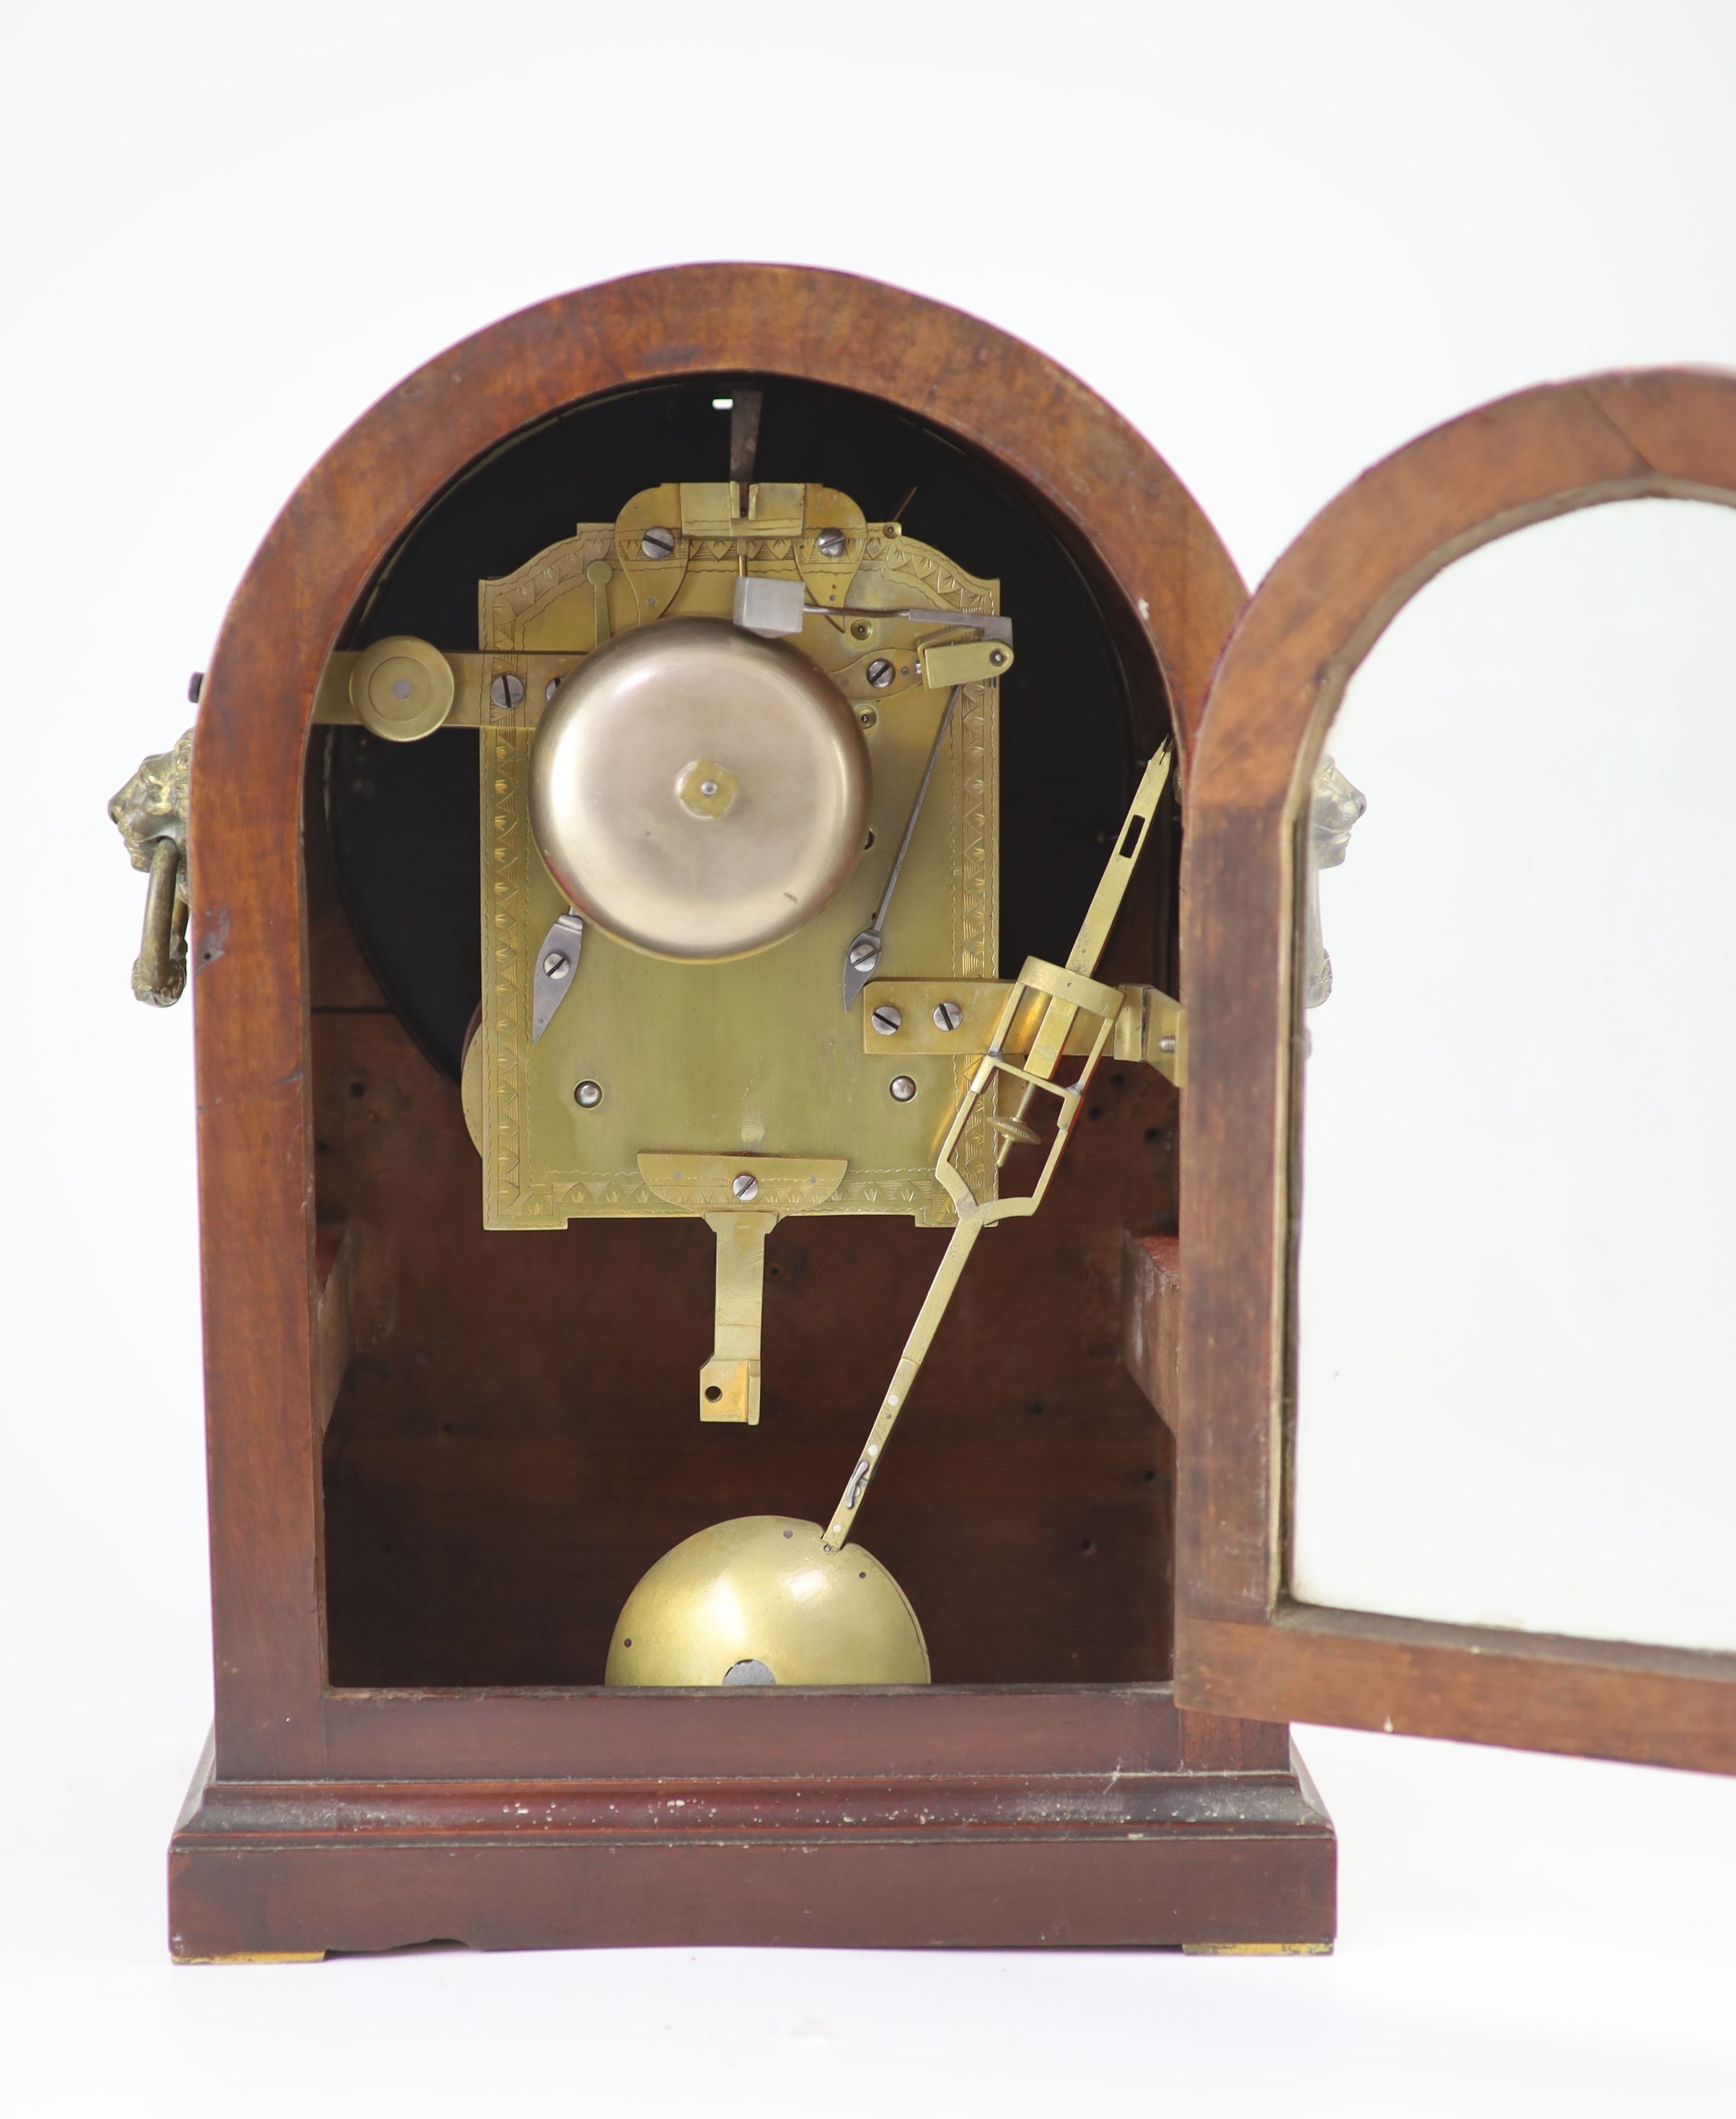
[475,487,1002,1231]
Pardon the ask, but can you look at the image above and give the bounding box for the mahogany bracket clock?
[113,266,1735,1963]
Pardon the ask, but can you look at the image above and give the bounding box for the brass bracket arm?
[858,978,1186,1086]
[1116,984,1186,1088]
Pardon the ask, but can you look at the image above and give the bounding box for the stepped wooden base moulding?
[169,1694,1335,1958]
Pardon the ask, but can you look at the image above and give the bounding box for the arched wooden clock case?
[167,265,1336,1959]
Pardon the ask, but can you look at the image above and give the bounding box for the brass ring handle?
[111,726,194,1008]
[133,836,189,1006]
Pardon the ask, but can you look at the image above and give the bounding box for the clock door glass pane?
[1290,497,1736,1652]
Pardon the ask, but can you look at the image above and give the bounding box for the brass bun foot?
[1182,1942,1334,1956]
[604,1516,930,1687]
[174,1951,327,1966]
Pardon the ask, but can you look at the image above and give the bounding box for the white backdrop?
[2,2,1734,2113]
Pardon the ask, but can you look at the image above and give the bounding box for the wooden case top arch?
[1176,367,1736,1776]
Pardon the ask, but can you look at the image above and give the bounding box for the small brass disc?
[349,635,455,743]
[605,1516,930,1686]
[529,620,871,960]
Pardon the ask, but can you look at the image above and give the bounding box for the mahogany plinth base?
[168,1698,1336,1959]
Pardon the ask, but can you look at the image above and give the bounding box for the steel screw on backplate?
[933,999,963,1031]
[889,1075,917,1102]
[542,950,572,980]
[732,1171,760,1202]
[641,526,677,560]
[871,1004,903,1035]
[815,527,848,559]
[866,658,896,689]
[574,1079,603,1108]
[849,938,880,972]
[490,673,525,711]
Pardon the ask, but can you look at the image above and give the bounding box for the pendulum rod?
[822,1214,984,1549]
[822,743,1174,1548]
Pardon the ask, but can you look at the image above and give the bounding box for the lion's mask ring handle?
[133,836,189,1007]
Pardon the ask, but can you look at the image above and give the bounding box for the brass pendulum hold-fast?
[700,1211,777,1424]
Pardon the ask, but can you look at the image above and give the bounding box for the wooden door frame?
[1176,367,1736,1775]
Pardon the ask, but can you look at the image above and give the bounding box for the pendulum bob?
[605,1518,929,1687]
